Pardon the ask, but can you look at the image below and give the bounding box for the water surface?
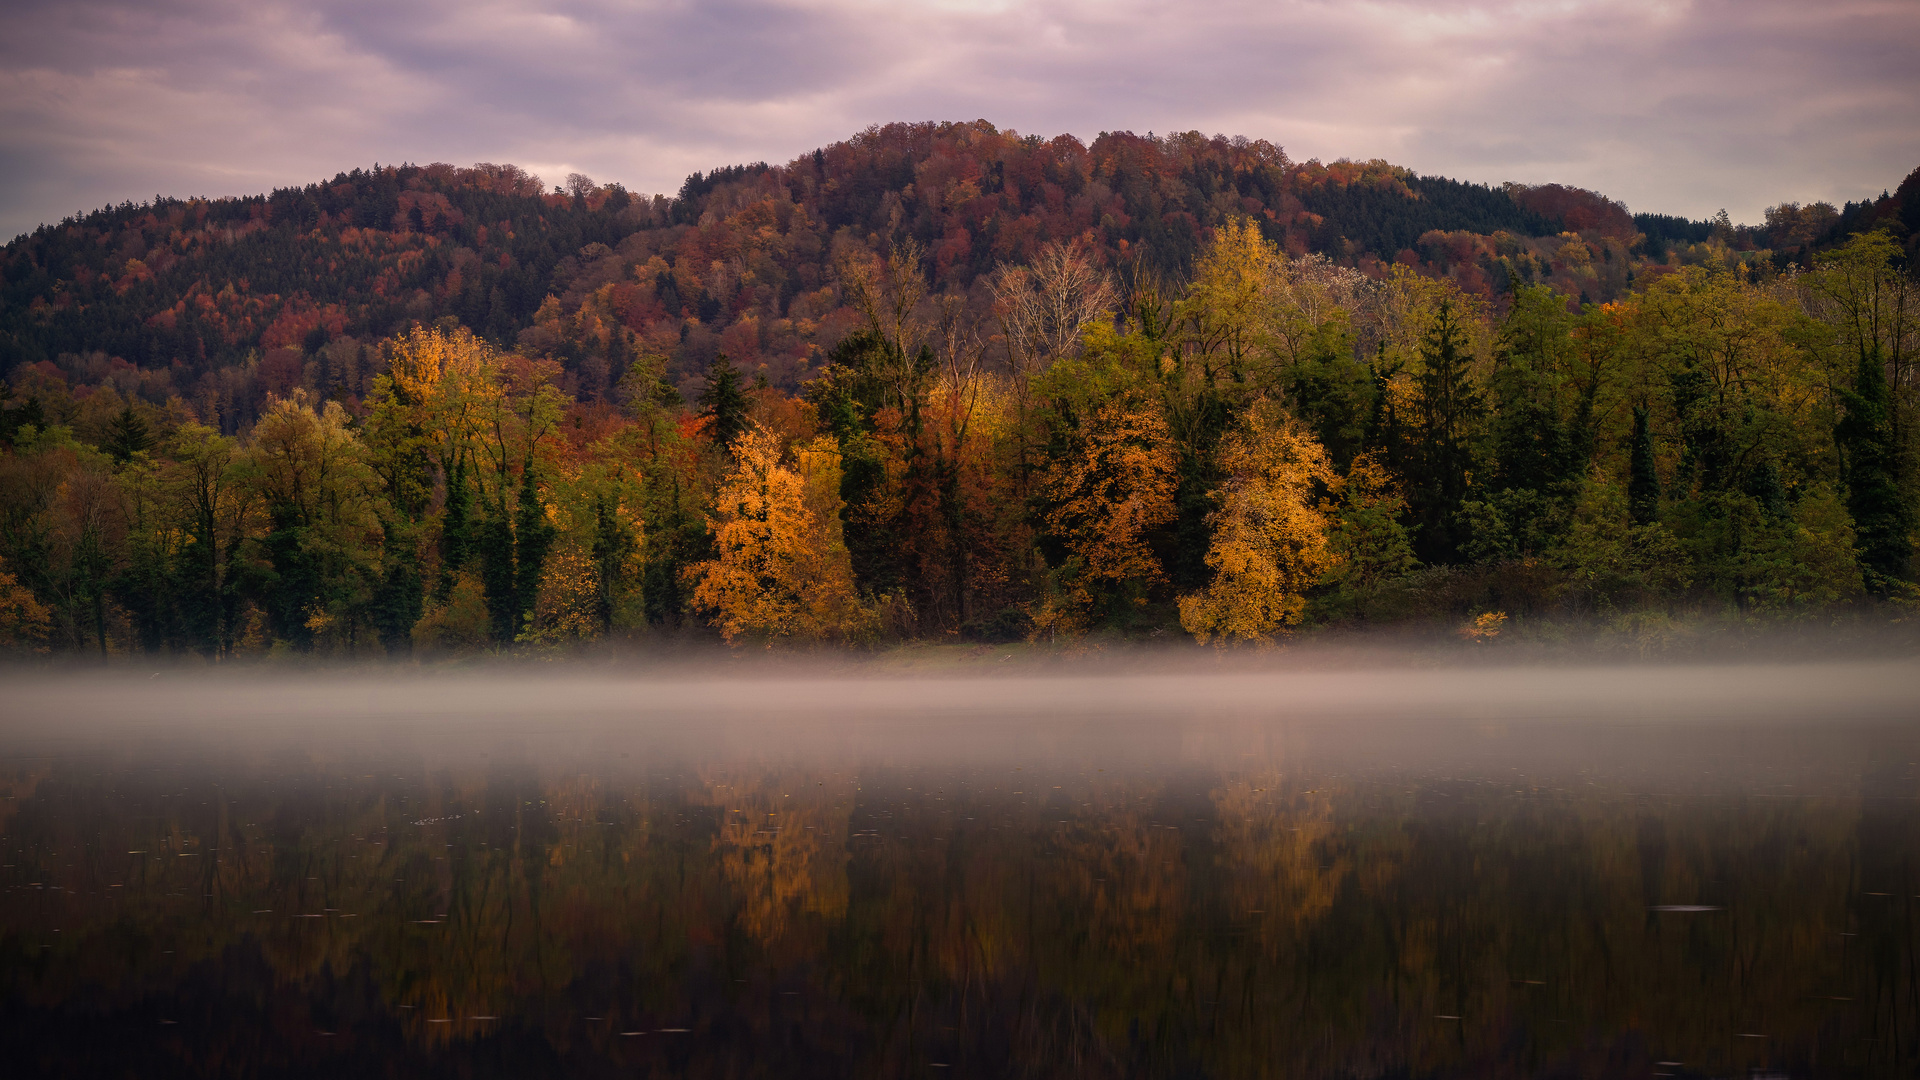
[2,662,1916,1077]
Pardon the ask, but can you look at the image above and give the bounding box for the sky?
[3,0,1917,241]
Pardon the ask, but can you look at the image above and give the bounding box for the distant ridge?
[3,120,1914,411]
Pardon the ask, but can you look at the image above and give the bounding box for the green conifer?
[513,468,557,637]
[103,406,152,464]
[697,352,751,453]
[1407,301,1485,564]
[1837,344,1913,589]
[1628,406,1660,526]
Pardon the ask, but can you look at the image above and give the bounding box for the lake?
[2,661,1916,1078]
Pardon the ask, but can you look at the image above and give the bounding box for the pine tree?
[103,406,152,464]
[513,468,557,637]
[1407,301,1485,564]
[1628,406,1660,526]
[478,514,517,644]
[698,352,751,453]
[437,458,473,599]
[372,523,424,654]
[591,492,637,632]
[1837,343,1914,589]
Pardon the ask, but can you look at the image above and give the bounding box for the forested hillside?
[12,120,1915,418]
[1,121,1916,657]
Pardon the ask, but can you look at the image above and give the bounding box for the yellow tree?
[369,326,503,640]
[1181,217,1284,382]
[0,556,51,650]
[247,392,382,649]
[685,424,866,643]
[524,457,648,644]
[1035,391,1177,631]
[1179,402,1337,643]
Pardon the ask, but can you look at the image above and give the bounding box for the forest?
[1,120,1917,656]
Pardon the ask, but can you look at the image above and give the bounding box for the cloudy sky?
[3,0,1916,240]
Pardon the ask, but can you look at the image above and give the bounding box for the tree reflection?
[0,751,1914,1077]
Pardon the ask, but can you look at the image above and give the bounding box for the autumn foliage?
[1,128,1917,654]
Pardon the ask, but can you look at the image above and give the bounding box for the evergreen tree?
[1488,287,1576,496]
[697,352,751,453]
[804,330,925,596]
[371,523,424,654]
[1406,301,1485,564]
[1282,320,1374,473]
[1837,343,1914,589]
[0,389,45,447]
[513,468,557,637]
[260,508,318,650]
[591,492,637,633]
[437,458,473,599]
[103,406,153,464]
[1628,406,1660,526]
[478,514,517,644]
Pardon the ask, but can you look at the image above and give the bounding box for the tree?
[1324,452,1418,613]
[685,424,865,643]
[1836,343,1913,589]
[1034,387,1177,630]
[1488,285,1581,498]
[989,238,1117,375]
[698,352,752,454]
[0,555,52,650]
[1178,402,1337,643]
[1628,406,1661,527]
[512,465,558,639]
[590,489,640,633]
[1281,314,1374,473]
[246,392,380,650]
[102,406,153,465]
[1406,300,1486,564]
[1181,217,1282,382]
[1807,230,1916,465]
[164,423,251,657]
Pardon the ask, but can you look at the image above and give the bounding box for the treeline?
[0,220,1913,657]
[14,121,1915,433]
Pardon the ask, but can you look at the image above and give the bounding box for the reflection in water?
[1,664,1917,1077]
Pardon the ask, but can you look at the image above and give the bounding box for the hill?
[10,120,1911,431]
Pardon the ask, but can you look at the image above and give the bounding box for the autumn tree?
[1182,217,1283,383]
[247,391,381,650]
[989,237,1116,376]
[0,555,52,650]
[1178,402,1337,643]
[1033,346,1177,631]
[685,424,866,643]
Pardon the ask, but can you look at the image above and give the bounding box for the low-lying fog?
[5,657,1914,794]
[4,655,1916,1075]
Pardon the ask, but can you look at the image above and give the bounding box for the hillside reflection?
[4,728,1916,1079]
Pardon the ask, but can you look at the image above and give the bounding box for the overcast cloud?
[3,0,1917,240]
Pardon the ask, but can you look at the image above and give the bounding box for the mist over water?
[3,658,1917,1077]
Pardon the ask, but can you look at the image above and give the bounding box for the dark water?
[2,663,1917,1078]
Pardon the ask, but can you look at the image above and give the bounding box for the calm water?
[2,663,1917,1078]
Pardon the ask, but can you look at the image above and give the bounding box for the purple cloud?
[3,0,1916,240]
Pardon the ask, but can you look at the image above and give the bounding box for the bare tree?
[840,238,928,359]
[988,238,1117,375]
